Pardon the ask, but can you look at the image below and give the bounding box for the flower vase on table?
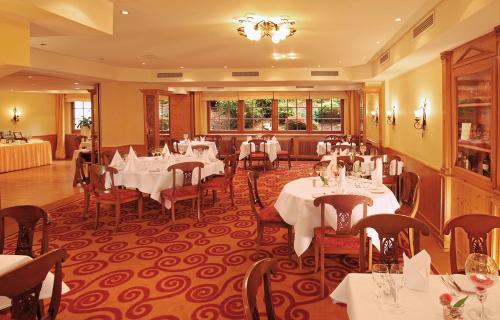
[439,293,467,320]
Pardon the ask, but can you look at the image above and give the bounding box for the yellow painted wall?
[365,92,380,144]
[384,58,443,170]
[0,90,55,135]
[0,18,30,67]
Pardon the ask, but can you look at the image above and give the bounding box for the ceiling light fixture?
[395,17,402,22]
[141,62,146,65]
[236,14,296,44]
[272,52,298,60]
[179,66,185,69]
[224,66,228,69]
[121,10,129,15]
[73,82,79,85]
[376,41,381,45]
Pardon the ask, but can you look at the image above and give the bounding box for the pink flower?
[439,293,453,305]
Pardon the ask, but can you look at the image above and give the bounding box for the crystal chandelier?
[237,15,296,44]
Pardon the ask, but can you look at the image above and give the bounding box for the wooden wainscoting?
[33,134,57,159]
[384,148,443,242]
[65,134,78,160]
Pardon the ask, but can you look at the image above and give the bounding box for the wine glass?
[183,133,188,141]
[465,253,498,320]
[372,264,389,302]
[390,264,405,309]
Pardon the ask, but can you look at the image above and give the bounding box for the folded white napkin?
[339,166,347,191]
[326,153,337,178]
[246,135,252,142]
[200,136,205,142]
[340,149,348,156]
[201,150,211,163]
[163,144,171,157]
[371,158,383,185]
[272,136,277,141]
[207,148,217,161]
[128,146,138,160]
[185,143,194,157]
[403,250,431,291]
[124,154,138,172]
[109,151,125,169]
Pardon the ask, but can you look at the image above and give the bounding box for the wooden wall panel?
[64,134,78,160]
[169,94,192,140]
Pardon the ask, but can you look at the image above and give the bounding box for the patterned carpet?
[6,161,367,319]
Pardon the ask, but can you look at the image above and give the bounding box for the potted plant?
[77,117,92,138]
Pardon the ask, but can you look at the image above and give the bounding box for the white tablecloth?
[317,141,356,156]
[239,141,281,163]
[178,141,218,156]
[0,254,70,309]
[0,140,52,173]
[331,273,500,320]
[106,155,224,208]
[274,176,399,256]
[322,155,404,176]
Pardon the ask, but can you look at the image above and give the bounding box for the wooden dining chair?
[351,214,430,273]
[323,139,343,154]
[324,134,341,141]
[395,172,420,256]
[0,248,68,320]
[277,137,293,169]
[170,139,181,154]
[231,136,246,169]
[261,134,273,140]
[371,155,402,197]
[313,195,373,297]
[337,156,365,173]
[89,164,143,232]
[191,144,210,154]
[0,205,49,257]
[100,150,116,166]
[72,152,91,187]
[242,258,278,320]
[247,171,292,260]
[248,139,269,171]
[161,161,204,222]
[205,135,222,153]
[443,214,500,274]
[313,160,331,175]
[202,154,237,207]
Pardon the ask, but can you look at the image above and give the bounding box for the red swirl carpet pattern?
[5,162,386,319]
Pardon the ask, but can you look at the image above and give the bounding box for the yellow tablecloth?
[0,141,53,173]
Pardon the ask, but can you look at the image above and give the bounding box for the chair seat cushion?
[162,185,199,199]
[259,206,284,223]
[250,152,266,159]
[277,150,289,155]
[98,189,139,202]
[314,227,360,250]
[202,176,226,189]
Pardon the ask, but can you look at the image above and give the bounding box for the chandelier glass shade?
[237,15,296,43]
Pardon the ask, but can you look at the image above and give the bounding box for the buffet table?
[0,140,52,173]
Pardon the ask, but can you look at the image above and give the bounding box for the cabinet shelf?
[457,143,491,153]
[457,102,491,108]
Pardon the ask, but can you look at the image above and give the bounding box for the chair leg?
[83,192,90,220]
[95,202,100,229]
[409,229,415,257]
[320,245,325,298]
[368,239,373,272]
[212,190,217,204]
[229,183,235,206]
[114,202,121,232]
[288,155,291,169]
[161,195,166,220]
[314,242,319,272]
[287,227,292,261]
[256,225,262,254]
[171,201,176,222]
[137,194,143,219]
[197,195,202,221]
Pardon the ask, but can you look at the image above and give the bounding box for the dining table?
[239,140,281,163]
[0,254,70,310]
[274,176,400,257]
[321,154,404,176]
[106,154,225,208]
[316,141,356,156]
[331,273,500,320]
[177,140,218,157]
[0,140,52,173]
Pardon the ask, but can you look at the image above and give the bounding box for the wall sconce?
[414,99,428,136]
[12,107,20,123]
[386,105,396,126]
[370,107,379,125]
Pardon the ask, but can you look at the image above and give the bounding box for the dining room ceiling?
[29,0,441,69]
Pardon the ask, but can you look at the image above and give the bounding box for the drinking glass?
[390,264,404,309]
[372,264,389,302]
[465,253,498,320]
[360,144,367,155]
[183,133,188,141]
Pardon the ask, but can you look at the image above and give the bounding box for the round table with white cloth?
[321,154,404,176]
[274,176,400,257]
[106,155,224,208]
[178,140,218,156]
[239,140,281,163]
[316,141,356,156]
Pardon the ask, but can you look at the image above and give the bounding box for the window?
[278,99,307,131]
[159,98,170,132]
[312,98,343,132]
[208,100,238,131]
[359,94,364,133]
[72,101,92,131]
[244,99,272,131]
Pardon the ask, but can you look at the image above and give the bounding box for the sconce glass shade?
[12,107,20,122]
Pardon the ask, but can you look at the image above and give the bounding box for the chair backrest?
[248,139,267,154]
[351,214,430,271]
[170,139,180,153]
[168,161,204,189]
[242,258,278,320]
[191,145,209,153]
[89,164,111,194]
[0,205,49,257]
[75,153,90,184]
[261,134,273,140]
[286,137,294,153]
[371,155,402,176]
[205,135,222,149]
[100,150,115,166]
[337,156,364,172]
[398,171,420,217]
[443,214,500,274]
[223,154,238,179]
[313,160,331,175]
[325,134,342,141]
[0,248,68,320]
[247,171,265,215]
[313,195,373,238]
[323,139,343,151]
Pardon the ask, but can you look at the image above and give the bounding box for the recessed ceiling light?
[27,75,32,79]
[121,10,129,15]
[39,43,46,46]
[395,17,402,22]
[376,41,381,45]
[271,65,275,68]
[141,62,146,65]
[73,82,79,85]
[338,60,342,64]
[317,65,321,68]
[179,66,185,69]
[75,87,80,90]
[223,66,228,69]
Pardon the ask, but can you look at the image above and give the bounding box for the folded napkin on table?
[246,136,252,142]
[128,146,138,160]
[272,136,277,142]
[403,250,431,291]
[371,158,383,185]
[163,144,171,156]
[340,149,348,156]
[200,136,205,142]
[207,148,217,161]
[109,151,125,169]
[326,153,337,178]
[185,143,194,157]
[124,154,138,172]
[339,166,347,191]
[201,150,211,163]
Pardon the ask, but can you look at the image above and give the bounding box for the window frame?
[277,98,308,132]
[243,99,274,132]
[207,100,239,132]
[71,100,92,133]
[158,97,170,134]
[206,98,345,134]
[311,98,345,133]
